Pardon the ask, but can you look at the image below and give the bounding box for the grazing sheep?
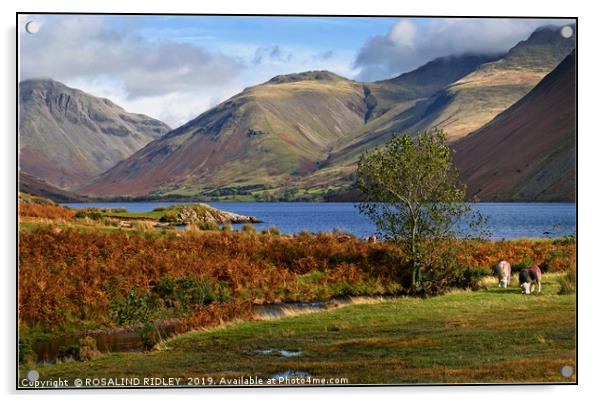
[495,260,511,288]
[519,265,542,294]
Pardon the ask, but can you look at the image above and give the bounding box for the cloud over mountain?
[353,18,575,81]
[19,16,244,99]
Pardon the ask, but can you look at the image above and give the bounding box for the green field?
[19,275,575,387]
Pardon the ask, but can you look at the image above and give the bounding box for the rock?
[171,204,260,225]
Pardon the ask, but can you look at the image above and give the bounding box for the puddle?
[251,349,302,357]
[254,349,274,355]
[279,350,302,357]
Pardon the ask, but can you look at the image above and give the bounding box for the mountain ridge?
[79,52,508,198]
[58,25,576,201]
[19,78,171,190]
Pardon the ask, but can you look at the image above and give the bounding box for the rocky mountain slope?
[453,50,576,202]
[19,79,171,189]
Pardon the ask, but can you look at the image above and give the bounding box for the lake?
[62,202,576,240]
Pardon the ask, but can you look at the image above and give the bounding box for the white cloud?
[19,16,244,99]
[389,20,417,48]
[65,76,245,128]
[18,15,247,126]
[353,18,575,82]
[18,15,352,127]
[242,45,358,87]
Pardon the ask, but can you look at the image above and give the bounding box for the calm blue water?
[62,202,576,240]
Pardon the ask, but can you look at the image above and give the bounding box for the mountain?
[19,79,171,190]
[326,24,576,165]
[18,171,91,203]
[418,24,576,141]
[363,53,504,120]
[79,55,499,198]
[78,25,575,200]
[80,71,368,196]
[453,50,576,202]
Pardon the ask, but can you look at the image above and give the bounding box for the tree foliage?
[356,129,489,291]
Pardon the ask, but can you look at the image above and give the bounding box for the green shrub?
[111,288,157,325]
[138,323,160,350]
[153,206,167,212]
[74,210,103,220]
[214,282,232,303]
[412,241,492,295]
[367,247,405,277]
[152,277,215,310]
[18,337,36,365]
[554,233,576,245]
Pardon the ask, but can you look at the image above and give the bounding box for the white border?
[2,1,598,402]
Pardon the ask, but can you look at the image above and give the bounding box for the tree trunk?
[410,217,420,291]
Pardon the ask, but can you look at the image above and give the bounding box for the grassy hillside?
[19,79,171,190]
[80,72,368,197]
[453,50,576,201]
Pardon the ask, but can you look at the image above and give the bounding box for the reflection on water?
[31,321,179,364]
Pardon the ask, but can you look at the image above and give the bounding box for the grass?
[20,274,575,386]
[18,217,167,237]
[102,210,165,220]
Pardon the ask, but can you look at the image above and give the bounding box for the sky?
[18,15,574,127]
